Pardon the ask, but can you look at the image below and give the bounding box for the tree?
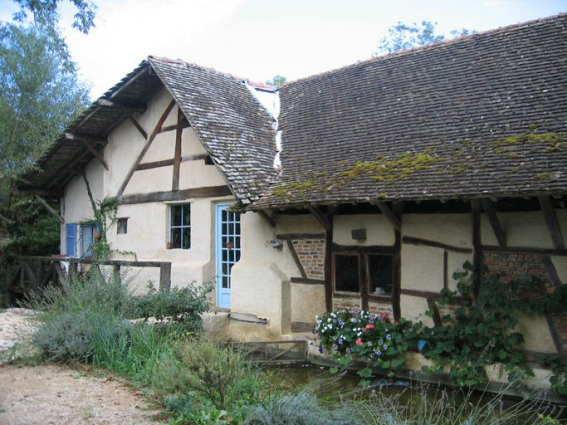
[373,21,476,57]
[266,75,287,87]
[0,20,92,293]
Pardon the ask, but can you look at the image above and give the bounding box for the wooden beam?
[136,154,208,171]
[158,120,190,133]
[324,226,334,313]
[109,65,149,99]
[376,202,402,230]
[97,98,146,114]
[159,263,171,292]
[276,233,326,241]
[471,199,483,295]
[82,140,109,170]
[63,133,106,146]
[286,240,307,279]
[34,195,64,224]
[392,203,402,321]
[443,250,449,290]
[480,198,506,247]
[539,195,565,249]
[332,244,394,254]
[172,108,183,191]
[547,315,565,355]
[427,298,442,327]
[402,236,473,254]
[19,188,64,198]
[257,210,277,228]
[543,256,563,289]
[117,185,232,205]
[47,147,90,188]
[290,278,325,285]
[308,206,332,231]
[129,116,147,139]
[116,99,176,197]
[483,245,567,256]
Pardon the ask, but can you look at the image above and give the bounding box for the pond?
[267,363,567,423]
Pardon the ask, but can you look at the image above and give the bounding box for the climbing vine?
[316,261,567,394]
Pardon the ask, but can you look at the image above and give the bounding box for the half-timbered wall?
[60,88,234,293]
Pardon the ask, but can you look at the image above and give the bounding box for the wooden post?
[471,199,482,295]
[159,263,172,292]
[5,260,12,307]
[172,108,183,191]
[392,203,402,322]
[324,227,333,313]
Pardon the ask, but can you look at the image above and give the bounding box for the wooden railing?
[4,255,172,306]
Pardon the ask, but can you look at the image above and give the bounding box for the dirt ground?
[0,309,162,425]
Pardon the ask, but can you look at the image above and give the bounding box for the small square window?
[170,204,191,249]
[117,218,128,235]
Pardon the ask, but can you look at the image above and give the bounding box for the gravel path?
[0,309,162,425]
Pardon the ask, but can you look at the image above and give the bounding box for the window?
[80,223,97,258]
[117,218,128,234]
[334,251,393,296]
[170,204,191,249]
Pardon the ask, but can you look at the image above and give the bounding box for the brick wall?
[333,296,362,311]
[292,239,325,280]
[484,252,551,285]
[368,301,393,317]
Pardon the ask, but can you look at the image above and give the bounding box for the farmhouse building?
[21,14,567,354]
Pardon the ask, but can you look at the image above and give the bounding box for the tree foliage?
[373,21,476,57]
[266,74,287,87]
[11,0,97,34]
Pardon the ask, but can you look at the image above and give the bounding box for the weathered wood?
[400,288,466,304]
[546,315,565,355]
[97,98,146,113]
[18,188,64,198]
[117,185,232,205]
[117,99,176,197]
[35,195,64,224]
[480,198,506,247]
[308,206,332,232]
[324,223,334,313]
[427,298,442,327]
[543,256,563,289]
[392,203,402,321]
[443,250,449,290]
[276,233,325,241]
[539,195,565,249]
[376,202,402,230]
[5,262,12,306]
[402,236,473,254]
[471,199,482,295]
[109,65,149,99]
[82,140,109,170]
[290,277,325,285]
[257,210,277,228]
[159,262,171,292]
[158,120,190,133]
[291,322,316,332]
[136,154,208,171]
[286,240,307,278]
[47,147,91,188]
[332,243,394,254]
[64,132,107,146]
[172,108,184,191]
[361,255,369,311]
[482,245,567,256]
[22,261,38,289]
[129,116,147,139]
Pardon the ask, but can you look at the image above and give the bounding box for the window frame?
[332,246,395,304]
[169,203,191,249]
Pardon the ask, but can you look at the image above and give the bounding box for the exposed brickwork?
[485,252,565,353]
[333,296,362,311]
[484,252,552,285]
[368,301,393,318]
[292,239,325,280]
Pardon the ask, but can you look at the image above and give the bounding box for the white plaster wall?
[334,214,394,245]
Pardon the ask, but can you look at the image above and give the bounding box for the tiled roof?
[253,14,567,210]
[149,57,277,204]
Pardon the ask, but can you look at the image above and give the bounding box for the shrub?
[244,392,354,425]
[315,309,412,383]
[126,282,212,332]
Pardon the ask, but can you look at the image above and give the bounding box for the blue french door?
[215,203,241,309]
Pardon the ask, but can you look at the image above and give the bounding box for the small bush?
[126,282,212,332]
[244,392,354,425]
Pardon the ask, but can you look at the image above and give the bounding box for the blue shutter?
[66,224,77,257]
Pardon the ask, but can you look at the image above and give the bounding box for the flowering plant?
[315,309,412,382]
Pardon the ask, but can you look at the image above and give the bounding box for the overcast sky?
[1,0,566,98]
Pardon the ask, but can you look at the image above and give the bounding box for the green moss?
[272,179,314,198]
[316,170,329,178]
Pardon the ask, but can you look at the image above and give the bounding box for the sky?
[1,0,566,98]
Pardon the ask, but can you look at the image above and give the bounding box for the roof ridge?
[148,55,248,84]
[283,12,567,87]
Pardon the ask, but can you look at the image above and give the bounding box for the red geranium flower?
[355,338,363,346]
